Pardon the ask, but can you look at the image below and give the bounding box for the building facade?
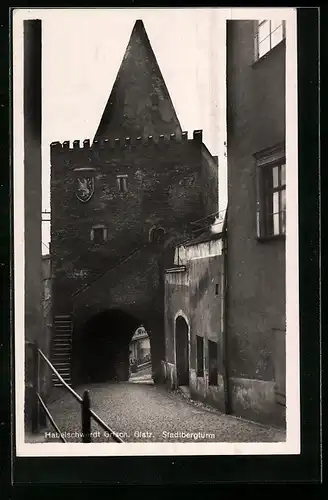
[50,20,218,387]
[164,229,228,413]
[129,326,151,368]
[164,20,286,428]
[226,19,286,426]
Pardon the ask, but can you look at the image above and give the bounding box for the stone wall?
[50,132,218,385]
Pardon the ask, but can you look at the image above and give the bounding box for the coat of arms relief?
[73,167,96,203]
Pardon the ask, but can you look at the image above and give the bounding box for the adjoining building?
[163,20,286,428]
[164,223,228,413]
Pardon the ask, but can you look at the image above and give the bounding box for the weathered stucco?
[226,20,286,426]
[164,237,227,412]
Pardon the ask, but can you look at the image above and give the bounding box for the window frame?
[116,174,128,193]
[208,339,218,386]
[254,20,286,62]
[196,335,204,378]
[149,226,165,244]
[90,224,107,245]
[254,144,286,241]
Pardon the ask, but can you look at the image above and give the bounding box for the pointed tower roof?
[94,19,182,141]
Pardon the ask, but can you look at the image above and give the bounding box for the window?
[208,340,218,386]
[196,335,204,377]
[255,20,286,60]
[117,175,128,193]
[91,225,107,244]
[215,283,219,296]
[255,145,286,239]
[149,226,165,244]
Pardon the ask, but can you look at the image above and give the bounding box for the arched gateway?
[72,309,145,385]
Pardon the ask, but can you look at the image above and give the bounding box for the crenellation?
[193,130,203,141]
[50,130,203,153]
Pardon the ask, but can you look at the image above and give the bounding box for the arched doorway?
[73,309,142,385]
[175,316,190,386]
[149,226,165,244]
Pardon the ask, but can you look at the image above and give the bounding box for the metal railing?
[28,341,124,443]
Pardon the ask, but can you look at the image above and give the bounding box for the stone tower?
[94,19,182,141]
[50,19,218,386]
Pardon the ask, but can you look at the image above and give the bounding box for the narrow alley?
[40,367,286,444]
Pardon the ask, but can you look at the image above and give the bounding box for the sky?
[13,8,227,253]
[13,7,294,253]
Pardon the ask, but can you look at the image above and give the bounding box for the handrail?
[88,409,123,442]
[38,348,83,403]
[190,208,226,225]
[36,393,67,443]
[30,345,124,443]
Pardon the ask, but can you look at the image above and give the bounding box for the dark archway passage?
[175,316,190,386]
[72,309,142,385]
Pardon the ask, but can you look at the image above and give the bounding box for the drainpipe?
[221,232,231,414]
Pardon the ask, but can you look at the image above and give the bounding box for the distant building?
[164,20,286,428]
[25,254,53,432]
[129,326,151,366]
[41,255,53,395]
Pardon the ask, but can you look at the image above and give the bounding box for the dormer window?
[90,225,107,244]
[117,174,128,193]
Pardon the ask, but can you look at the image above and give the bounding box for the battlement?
[50,130,203,151]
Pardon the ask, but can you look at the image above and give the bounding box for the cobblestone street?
[37,373,286,444]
